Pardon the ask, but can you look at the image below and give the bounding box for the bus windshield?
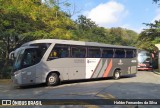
[13,49,25,71]
[13,48,43,71]
[138,52,151,63]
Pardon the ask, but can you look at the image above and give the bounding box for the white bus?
[137,50,153,71]
[11,39,137,86]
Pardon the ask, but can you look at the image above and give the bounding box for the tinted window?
[48,44,69,60]
[13,49,25,71]
[71,47,86,58]
[30,43,51,56]
[88,48,101,58]
[22,48,42,68]
[114,49,125,58]
[102,49,113,58]
[126,50,134,58]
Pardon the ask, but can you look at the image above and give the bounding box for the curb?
[154,72,160,75]
[0,79,11,84]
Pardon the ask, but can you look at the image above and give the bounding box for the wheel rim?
[48,76,56,83]
[115,72,119,78]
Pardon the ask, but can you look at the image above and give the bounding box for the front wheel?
[46,73,60,86]
[113,70,120,80]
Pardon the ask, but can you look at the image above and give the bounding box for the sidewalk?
[153,69,160,75]
[0,79,11,85]
[154,72,160,75]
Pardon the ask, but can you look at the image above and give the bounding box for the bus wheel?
[46,73,60,86]
[113,70,120,80]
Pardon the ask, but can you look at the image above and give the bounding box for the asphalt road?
[0,71,160,108]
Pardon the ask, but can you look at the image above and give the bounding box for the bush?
[1,66,12,79]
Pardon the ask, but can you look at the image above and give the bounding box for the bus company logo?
[2,100,11,105]
[87,60,96,63]
[118,59,123,65]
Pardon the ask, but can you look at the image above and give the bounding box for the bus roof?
[21,39,136,49]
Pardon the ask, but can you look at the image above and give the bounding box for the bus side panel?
[43,58,87,81]
[85,58,101,79]
[109,58,137,76]
[20,65,36,85]
[97,58,109,78]
[90,58,105,78]
[68,58,86,80]
[96,58,137,78]
[112,59,128,76]
[107,58,137,76]
[130,59,137,74]
[41,59,70,82]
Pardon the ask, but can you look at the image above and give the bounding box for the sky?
[65,0,160,33]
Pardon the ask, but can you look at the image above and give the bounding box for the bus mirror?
[9,52,15,60]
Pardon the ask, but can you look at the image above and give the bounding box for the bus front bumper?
[137,67,153,71]
[11,76,20,87]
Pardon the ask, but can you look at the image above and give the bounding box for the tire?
[46,73,60,86]
[113,70,120,80]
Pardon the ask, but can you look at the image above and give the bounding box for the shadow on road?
[14,74,137,89]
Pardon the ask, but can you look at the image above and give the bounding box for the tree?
[107,27,138,46]
[136,20,160,52]
[0,0,76,78]
[136,0,160,52]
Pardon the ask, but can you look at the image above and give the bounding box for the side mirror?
[9,52,15,60]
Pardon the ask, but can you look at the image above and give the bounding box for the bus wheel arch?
[46,71,60,86]
[113,68,121,80]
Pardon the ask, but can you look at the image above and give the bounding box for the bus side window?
[71,47,86,58]
[88,48,101,58]
[114,49,125,58]
[126,50,133,58]
[22,49,41,68]
[47,44,69,60]
[102,49,113,58]
[30,43,51,56]
[48,50,58,60]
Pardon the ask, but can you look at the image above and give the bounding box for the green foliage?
[136,0,160,52]
[73,15,138,46]
[0,0,75,78]
[136,20,160,52]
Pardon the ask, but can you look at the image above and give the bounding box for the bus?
[11,39,137,86]
[137,50,153,71]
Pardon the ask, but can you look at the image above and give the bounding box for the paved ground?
[0,71,160,108]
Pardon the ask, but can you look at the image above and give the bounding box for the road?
[0,71,160,108]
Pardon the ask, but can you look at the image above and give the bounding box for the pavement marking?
[96,93,115,99]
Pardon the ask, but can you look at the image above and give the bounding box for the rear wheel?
[113,70,120,80]
[46,73,60,86]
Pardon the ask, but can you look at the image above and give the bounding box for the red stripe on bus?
[90,59,101,78]
[103,59,112,77]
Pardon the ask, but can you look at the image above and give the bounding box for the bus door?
[69,59,86,80]
[69,47,86,80]
[20,48,41,84]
